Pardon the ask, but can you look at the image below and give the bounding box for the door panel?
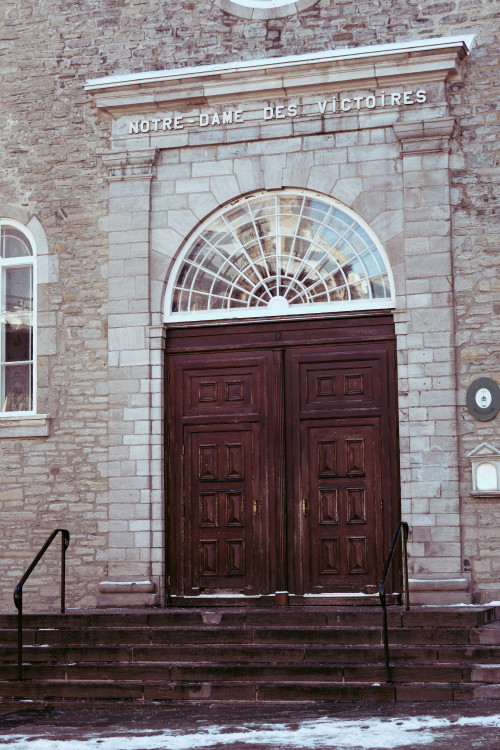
[185,424,260,593]
[286,343,394,594]
[167,349,274,596]
[185,368,259,417]
[298,420,381,592]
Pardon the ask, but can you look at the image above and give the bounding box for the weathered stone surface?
[0,0,498,610]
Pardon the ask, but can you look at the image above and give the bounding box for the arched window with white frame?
[0,220,36,413]
[164,189,395,323]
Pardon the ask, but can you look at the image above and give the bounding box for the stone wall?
[0,0,498,610]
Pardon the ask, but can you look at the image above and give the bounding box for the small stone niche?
[468,443,500,496]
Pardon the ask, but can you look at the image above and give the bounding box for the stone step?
[0,679,393,702]
[4,643,500,667]
[1,606,498,704]
[0,662,482,683]
[0,605,495,630]
[3,637,498,664]
[1,623,495,648]
[0,679,499,703]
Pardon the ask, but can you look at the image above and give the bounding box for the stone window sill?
[0,414,50,438]
[471,491,500,498]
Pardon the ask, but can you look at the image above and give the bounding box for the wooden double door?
[166,315,399,599]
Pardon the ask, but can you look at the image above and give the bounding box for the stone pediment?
[467,442,500,459]
[85,35,474,117]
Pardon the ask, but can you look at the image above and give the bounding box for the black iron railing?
[14,528,70,681]
[379,521,410,684]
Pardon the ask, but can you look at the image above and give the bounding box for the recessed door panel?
[298,420,380,591]
[186,368,258,417]
[186,424,260,594]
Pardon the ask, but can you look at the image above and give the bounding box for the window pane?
[233,222,254,246]
[2,228,32,258]
[247,195,276,219]
[3,363,32,412]
[4,267,33,312]
[370,274,391,298]
[5,322,32,362]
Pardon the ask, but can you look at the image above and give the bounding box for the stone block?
[331,177,362,206]
[307,165,338,194]
[176,177,210,193]
[210,175,240,202]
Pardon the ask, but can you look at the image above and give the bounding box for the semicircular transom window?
[214,0,319,19]
[166,190,395,322]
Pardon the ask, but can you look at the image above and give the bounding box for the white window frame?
[214,0,319,19]
[164,189,396,324]
[0,219,37,415]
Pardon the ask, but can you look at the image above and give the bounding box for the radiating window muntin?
[166,191,395,322]
[0,222,35,413]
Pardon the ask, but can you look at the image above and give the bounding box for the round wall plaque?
[466,377,500,421]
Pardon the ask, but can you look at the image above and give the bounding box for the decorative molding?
[85,36,474,117]
[394,117,456,154]
[102,148,158,181]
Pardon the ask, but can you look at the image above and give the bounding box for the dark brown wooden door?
[167,350,274,596]
[286,344,396,594]
[166,315,399,598]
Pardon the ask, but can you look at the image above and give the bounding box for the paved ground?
[1,701,500,749]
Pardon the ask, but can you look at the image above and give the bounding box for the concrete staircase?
[1,606,500,703]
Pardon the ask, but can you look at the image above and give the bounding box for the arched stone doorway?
[164,190,400,601]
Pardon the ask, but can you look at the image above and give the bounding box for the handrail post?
[379,521,411,684]
[402,524,410,611]
[380,591,390,683]
[14,528,70,681]
[61,530,69,614]
[17,592,23,682]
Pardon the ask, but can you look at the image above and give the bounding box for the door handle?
[302,498,308,517]
[253,499,259,518]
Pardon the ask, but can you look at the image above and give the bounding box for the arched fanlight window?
[213,0,319,19]
[0,221,36,412]
[164,190,395,322]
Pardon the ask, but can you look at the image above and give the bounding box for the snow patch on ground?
[2,714,500,750]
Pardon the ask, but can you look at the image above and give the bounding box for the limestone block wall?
[0,0,498,609]
[138,105,461,600]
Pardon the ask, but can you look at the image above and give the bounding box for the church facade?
[1,0,498,611]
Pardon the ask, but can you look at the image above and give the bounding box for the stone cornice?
[394,117,456,154]
[85,35,474,117]
[102,148,158,181]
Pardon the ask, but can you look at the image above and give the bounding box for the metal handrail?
[379,521,410,684]
[14,528,70,681]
